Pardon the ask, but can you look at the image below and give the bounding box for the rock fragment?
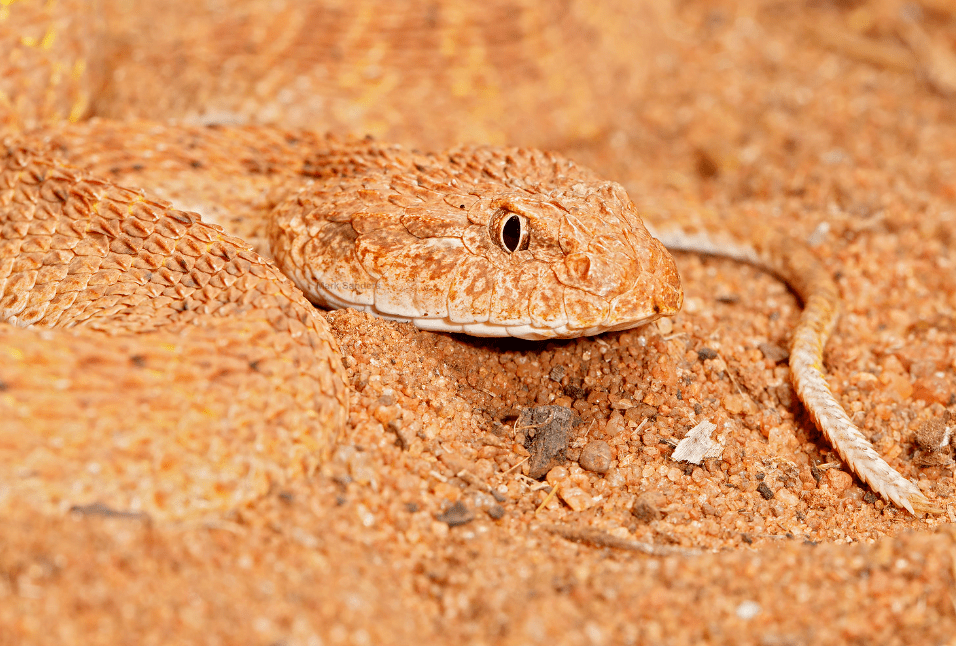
[435,501,475,527]
[520,405,579,479]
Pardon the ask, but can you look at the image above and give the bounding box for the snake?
[0,118,938,519]
[0,2,938,519]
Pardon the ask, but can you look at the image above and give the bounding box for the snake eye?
[493,211,529,253]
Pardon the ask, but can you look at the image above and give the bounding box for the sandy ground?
[5,0,956,644]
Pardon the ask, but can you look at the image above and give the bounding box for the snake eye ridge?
[494,211,529,253]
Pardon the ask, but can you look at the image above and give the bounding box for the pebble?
[758,342,789,364]
[631,492,663,523]
[722,393,745,414]
[435,501,475,527]
[697,347,718,361]
[347,451,377,486]
[558,485,594,512]
[735,600,761,620]
[823,469,853,493]
[546,466,569,485]
[579,440,613,474]
[521,405,578,478]
[603,412,626,437]
[774,488,799,507]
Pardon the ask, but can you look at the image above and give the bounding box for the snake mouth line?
[304,278,672,340]
[329,301,669,341]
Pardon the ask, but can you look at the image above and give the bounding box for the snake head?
[270,142,682,340]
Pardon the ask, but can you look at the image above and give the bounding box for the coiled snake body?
[0,119,937,518]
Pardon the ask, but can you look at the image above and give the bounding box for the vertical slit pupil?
[502,215,522,252]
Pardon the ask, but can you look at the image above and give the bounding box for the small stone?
[756,482,774,500]
[521,405,579,479]
[546,465,569,485]
[471,490,504,520]
[549,365,566,382]
[758,342,789,364]
[697,347,718,361]
[769,384,794,410]
[347,450,376,485]
[604,412,626,437]
[374,403,401,425]
[579,440,613,474]
[880,372,913,402]
[774,488,799,507]
[435,501,475,527]
[610,396,635,410]
[722,394,746,415]
[631,492,663,523]
[823,469,852,493]
[558,485,594,512]
[912,375,952,405]
[694,147,720,178]
[563,383,588,399]
[735,600,761,620]
[683,296,704,314]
